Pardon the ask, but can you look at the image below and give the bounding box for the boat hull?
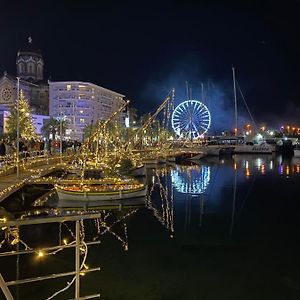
[57,196,146,208]
[120,165,146,177]
[188,153,206,160]
[56,186,147,202]
[234,145,272,154]
[130,165,146,176]
[294,149,300,157]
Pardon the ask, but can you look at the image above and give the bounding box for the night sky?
[1,0,299,130]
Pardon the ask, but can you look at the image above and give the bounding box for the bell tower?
[16,36,44,82]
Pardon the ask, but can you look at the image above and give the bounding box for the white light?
[171,165,210,194]
[171,100,211,139]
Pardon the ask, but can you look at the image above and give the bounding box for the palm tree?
[41,117,68,140]
[128,107,138,126]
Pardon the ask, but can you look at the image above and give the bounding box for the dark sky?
[1,0,299,129]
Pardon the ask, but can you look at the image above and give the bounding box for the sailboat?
[231,67,273,154]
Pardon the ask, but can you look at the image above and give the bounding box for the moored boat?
[55,178,147,202]
[294,149,300,157]
[234,143,273,154]
[167,156,176,162]
[188,152,206,160]
[128,165,146,177]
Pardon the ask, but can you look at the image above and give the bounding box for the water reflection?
[0,206,140,300]
[233,155,300,177]
[1,154,300,299]
[171,164,210,194]
[148,155,300,236]
[147,167,174,236]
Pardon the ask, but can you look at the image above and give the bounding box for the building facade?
[0,37,49,115]
[49,81,125,141]
[0,111,49,136]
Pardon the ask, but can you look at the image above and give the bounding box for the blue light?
[171,165,210,194]
[171,100,211,139]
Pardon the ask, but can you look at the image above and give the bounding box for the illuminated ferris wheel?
[171,100,211,139]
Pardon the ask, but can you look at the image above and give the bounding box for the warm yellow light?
[63,239,68,245]
[37,250,44,258]
[246,168,250,177]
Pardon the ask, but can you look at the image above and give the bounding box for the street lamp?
[59,104,63,163]
[16,77,20,180]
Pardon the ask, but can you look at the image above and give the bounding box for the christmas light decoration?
[6,89,38,140]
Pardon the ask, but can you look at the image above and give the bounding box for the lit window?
[80,110,83,114]
[80,118,85,123]
[67,85,71,91]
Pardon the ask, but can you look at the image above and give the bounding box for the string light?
[37,250,44,258]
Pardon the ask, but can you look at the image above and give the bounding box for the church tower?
[16,36,44,82]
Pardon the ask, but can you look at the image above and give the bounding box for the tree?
[139,113,151,126]
[41,117,68,140]
[83,120,101,140]
[6,90,38,140]
[128,106,138,126]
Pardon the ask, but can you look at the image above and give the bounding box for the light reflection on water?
[171,164,211,195]
[1,154,300,300]
[147,154,300,236]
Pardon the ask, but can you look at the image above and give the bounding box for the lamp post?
[16,77,20,180]
[59,105,63,164]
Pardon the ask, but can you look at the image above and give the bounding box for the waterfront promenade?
[0,155,66,202]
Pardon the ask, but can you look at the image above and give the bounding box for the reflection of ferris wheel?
[171,165,211,195]
[171,100,211,139]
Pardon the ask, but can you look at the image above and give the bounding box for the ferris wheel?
[171,100,211,139]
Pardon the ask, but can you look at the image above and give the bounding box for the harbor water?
[1,154,300,299]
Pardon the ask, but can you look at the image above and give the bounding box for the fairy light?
[261,164,265,175]
[37,250,44,258]
[246,168,250,177]
[286,166,290,176]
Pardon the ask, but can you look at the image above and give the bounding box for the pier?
[0,154,68,202]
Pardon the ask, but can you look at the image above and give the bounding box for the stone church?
[0,37,49,115]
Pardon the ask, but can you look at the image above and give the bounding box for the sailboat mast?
[185,81,189,100]
[232,67,238,135]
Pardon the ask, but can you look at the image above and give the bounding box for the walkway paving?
[0,157,64,202]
